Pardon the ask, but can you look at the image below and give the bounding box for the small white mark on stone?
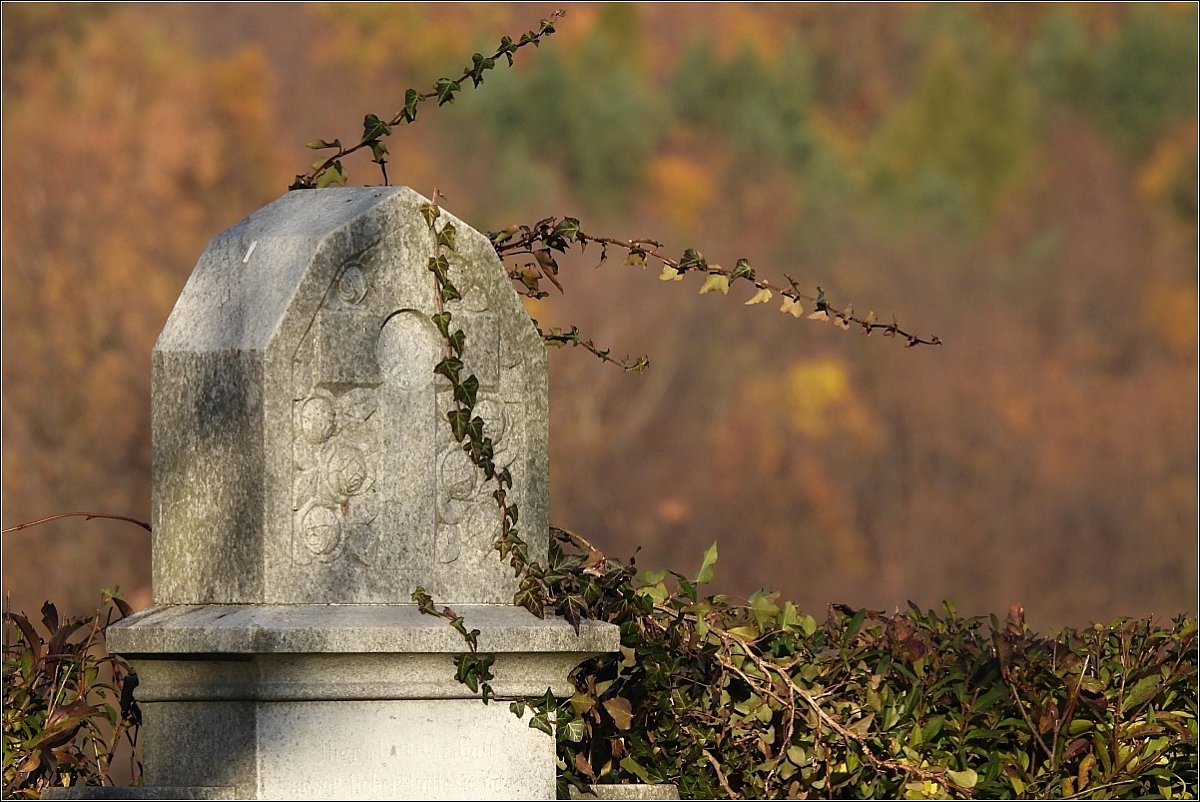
[243,240,258,264]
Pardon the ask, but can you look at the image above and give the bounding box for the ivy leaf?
[780,297,804,318]
[370,140,388,164]
[603,696,634,730]
[431,312,452,338]
[745,288,773,306]
[659,265,684,282]
[419,202,440,228]
[573,750,596,778]
[362,113,391,141]
[434,357,463,383]
[435,77,461,106]
[699,274,730,295]
[733,258,755,280]
[550,217,581,247]
[314,161,347,188]
[808,309,830,322]
[696,541,718,585]
[305,138,341,150]
[447,409,469,442]
[679,248,706,272]
[468,52,496,87]
[400,88,424,124]
[437,223,458,251]
[456,374,480,409]
[498,35,517,66]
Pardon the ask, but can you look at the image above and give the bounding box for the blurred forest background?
[2,3,1196,631]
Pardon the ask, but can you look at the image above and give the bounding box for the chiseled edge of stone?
[106,604,619,655]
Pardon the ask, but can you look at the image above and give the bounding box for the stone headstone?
[103,188,618,800]
[150,186,546,604]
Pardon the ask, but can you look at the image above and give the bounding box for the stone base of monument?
[98,604,618,800]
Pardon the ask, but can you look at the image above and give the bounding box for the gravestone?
[103,187,619,800]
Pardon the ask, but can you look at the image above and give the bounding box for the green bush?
[547,533,1198,799]
[2,593,140,799]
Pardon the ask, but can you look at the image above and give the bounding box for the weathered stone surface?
[151,187,547,605]
[42,789,235,800]
[109,603,617,656]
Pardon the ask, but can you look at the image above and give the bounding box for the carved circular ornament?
[300,396,336,444]
[326,444,372,497]
[300,504,341,555]
[337,264,367,305]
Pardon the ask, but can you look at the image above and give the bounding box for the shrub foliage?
[2,593,140,798]
[545,531,1197,799]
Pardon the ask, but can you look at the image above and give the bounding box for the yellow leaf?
[745,288,773,305]
[658,265,683,282]
[699,274,730,295]
[780,297,804,318]
[947,768,978,789]
[833,315,850,330]
[808,310,830,322]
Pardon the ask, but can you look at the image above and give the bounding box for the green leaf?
[447,409,469,442]
[435,77,461,106]
[305,138,341,150]
[696,541,718,585]
[679,248,706,272]
[456,374,479,409]
[400,88,424,123]
[619,756,654,784]
[468,52,496,87]
[434,357,463,383]
[561,717,586,742]
[946,768,978,789]
[419,202,440,228]
[431,312,452,338]
[750,590,781,628]
[436,223,458,251]
[733,258,755,280]
[1125,675,1164,712]
[314,161,347,188]
[361,113,391,141]
[550,217,581,245]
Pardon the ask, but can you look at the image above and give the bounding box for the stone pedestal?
[109,605,614,800]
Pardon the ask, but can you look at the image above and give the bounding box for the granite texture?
[105,699,553,800]
[108,603,619,655]
[151,187,548,605]
[42,788,235,800]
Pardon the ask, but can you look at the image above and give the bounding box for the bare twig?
[2,512,151,535]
